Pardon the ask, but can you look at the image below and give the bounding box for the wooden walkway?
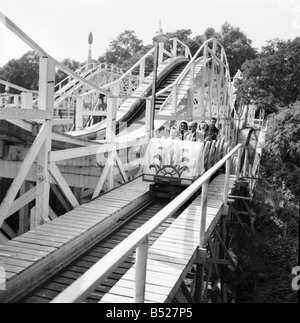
[0,178,150,303]
[100,174,237,303]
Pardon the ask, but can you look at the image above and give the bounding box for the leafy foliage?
[236,38,300,114]
[261,102,300,199]
[55,58,81,84]
[0,51,40,93]
[99,30,144,68]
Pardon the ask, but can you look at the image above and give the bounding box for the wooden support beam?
[50,184,72,212]
[1,222,16,239]
[92,152,114,199]
[213,229,237,269]
[0,123,50,227]
[179,281,195,303]
[48,162,79,209]
[49,207,57,220]
[193,248,207,303]
[0,231,9,244]
[114,152,128,183]
[0,108,52,120]
[8,185,36,218]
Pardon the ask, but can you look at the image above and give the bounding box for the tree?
[262,102,300,201]
[55,58,82,84]
[101,30,144,67]
[0,51,40,93]
[236,38,300,114]
[216,22,257,77]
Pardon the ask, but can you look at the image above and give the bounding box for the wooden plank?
[0,250,43,262]
[0,256,33,268]
[20,232,69,244]
[0,263,25,274]
[13,236,63,248]
[1,180,151,303]
[4,241,56,253]
[31,228,76,240]
[0,245,48,258]
[0,108,52,120]
[41,222,85,235]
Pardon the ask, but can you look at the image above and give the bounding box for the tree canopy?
[0,51,40,93]
[261,102,300,200]
[236,37,300,115]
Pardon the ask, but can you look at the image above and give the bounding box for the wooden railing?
[50,143,243,303]
[155,38,233,144]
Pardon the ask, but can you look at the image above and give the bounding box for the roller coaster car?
[142,138,205,188]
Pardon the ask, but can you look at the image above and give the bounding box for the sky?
[0,0,299,67]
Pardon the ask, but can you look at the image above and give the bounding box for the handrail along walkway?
[51,143,243,303]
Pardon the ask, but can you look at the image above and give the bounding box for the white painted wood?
[36,57,55,225]
[92,152,114,199]
[75,97,83,130]
[8,185,36,219]
[135,238,149,303]
[0,108,52,120]
[0,123,50,227]
[48,162,79,208]
[199,181,209,248]
[21,92,33,109]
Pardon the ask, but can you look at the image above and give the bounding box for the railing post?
[21,92,33,109]
[235,147,242,181]
[200,181,209,248]
[186,61,195,117]
[75,97,83,130]
[224,158,231,207]
[145,98,152,140]
[243,147,248,178]
[158,42,164,65]
[172,39,178,58]
[35,56,55,227]
[171,85,178,115]
[135,238,149,303]
[106,97,117,190]
[139,58,145,84]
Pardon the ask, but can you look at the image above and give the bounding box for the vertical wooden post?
[158,42,164,65]
[248,164,253,196]
[193,248,207,303]
[18,181,30,235]
[106,97,117,190]
[21,92,33,109]
[243,148,248,178]
[235,148,242,181]
[186,61,195,117]
[135,238,149,303]
[172,39,177,58]
[139,58,145,84]
[171,85,178,115]
[106,97,117,142]
[200,181,209,248]
[76,97,83,130]
[224,158,231,207]
[35,56,55,226]
[145,99,152,141]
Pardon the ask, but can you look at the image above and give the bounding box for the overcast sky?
[0,0,299,67]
